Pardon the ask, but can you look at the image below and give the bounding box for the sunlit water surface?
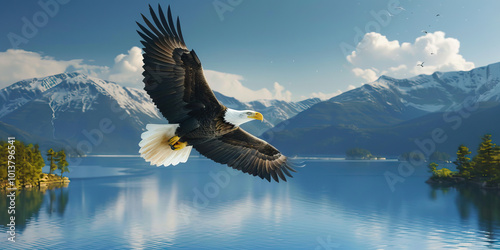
[1,156,499,249]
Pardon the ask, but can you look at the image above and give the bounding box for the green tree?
[33,144,45,175]
[428,162,455,178]
[435,168,454,178]
[494,145,500,177]
[0,142,7,180]
[31,144,45,184]
[454,145,474,178]
[428,162,438,174]
[56,150,69,178]
[15,142,45,187]
[1,141,45,188]
[475,134,498,177]
[47,148,57,175]
[15,140,27,186]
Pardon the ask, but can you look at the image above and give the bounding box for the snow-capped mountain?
[0,72,161,123]
[264,62,500,156]
[333,62,500,114]
[0,72,320,154]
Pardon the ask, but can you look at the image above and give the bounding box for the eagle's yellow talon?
[168,136,180,145]
[171,141,187,151]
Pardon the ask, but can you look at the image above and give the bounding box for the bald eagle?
[136,5,298,182]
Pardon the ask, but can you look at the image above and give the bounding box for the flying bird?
[417,62,425,67]
[136,5,298,182]
[421,30,428,34]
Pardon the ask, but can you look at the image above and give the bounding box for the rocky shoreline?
[1,173,70,190]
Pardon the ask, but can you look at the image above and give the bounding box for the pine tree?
[33,144,45,172]
[15,140,28,186]
[428,162,438,175]
[475,134,497,177]
[454,145,473,178]
[494,145,500,178]
[0,142,7,180]
[56,150,69,178]
[47,148,57,175]
[23,143,36,185]
[31,144,45,184]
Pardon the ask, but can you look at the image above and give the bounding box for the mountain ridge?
[264,61,500,156]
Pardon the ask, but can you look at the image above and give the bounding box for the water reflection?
[47,188,69,216]
[0,186,69,233]
[430,184,500,247]
[1,158,500,249]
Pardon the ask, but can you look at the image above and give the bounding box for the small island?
[345,148,386,160]
[1,140,70,190]
[426,134,500,189]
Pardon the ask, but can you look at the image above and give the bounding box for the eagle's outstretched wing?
[138,5,300,182]
[137,5,223,123]
[193,128,298,182]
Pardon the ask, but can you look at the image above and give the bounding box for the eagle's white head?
[224,108,264,126]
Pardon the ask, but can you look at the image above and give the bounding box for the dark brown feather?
[192,128,296,182]
[138,4,222,124]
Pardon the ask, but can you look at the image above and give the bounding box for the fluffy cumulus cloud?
[347,31,475,82]
[0,49,107,89]
[204,70,292,102]
[106,46,144,88]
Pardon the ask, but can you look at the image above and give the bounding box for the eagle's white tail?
[139,124,192,166]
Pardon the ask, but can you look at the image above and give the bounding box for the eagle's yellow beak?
[248,112,263,121]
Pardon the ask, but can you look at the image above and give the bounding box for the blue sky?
[1,0,500,101]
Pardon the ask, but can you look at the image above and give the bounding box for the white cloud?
[347,31,475,82]
[0,49,108,89]
[203,70,292,102]
[352,68,378,82]
[107,46,144,88]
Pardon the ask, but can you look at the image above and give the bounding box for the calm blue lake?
[1,156,499,249]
